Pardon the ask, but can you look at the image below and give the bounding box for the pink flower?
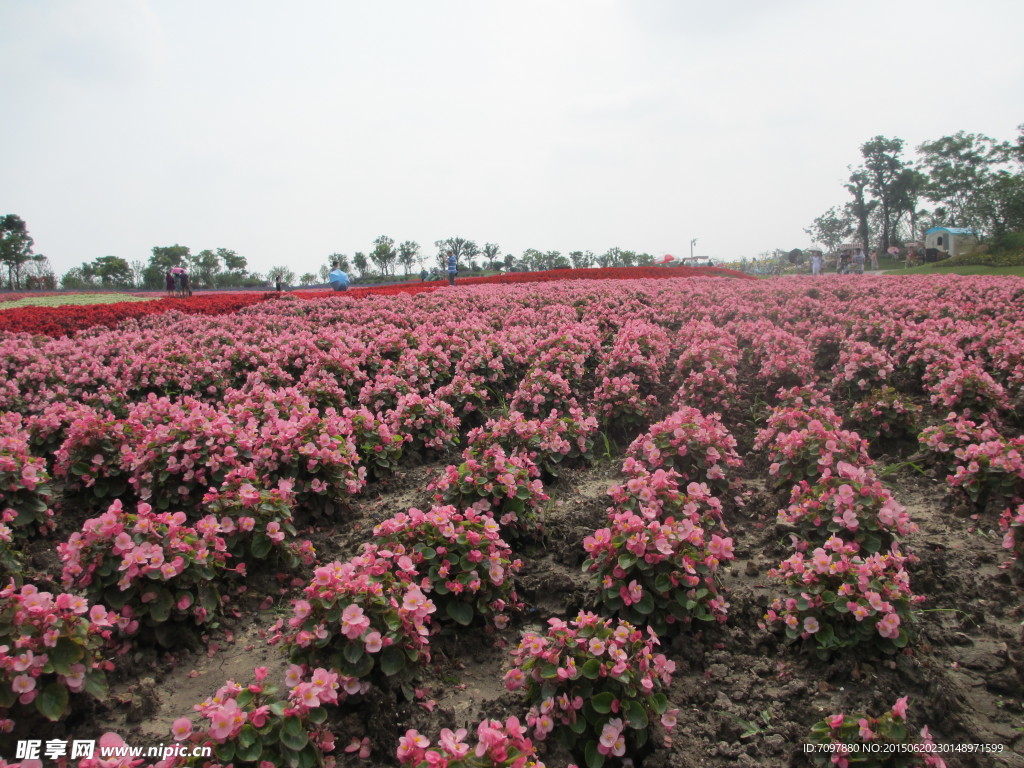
[12,675,35,694]
[171,717,192,741]
[876,612,901,639]
[891,696,909,720]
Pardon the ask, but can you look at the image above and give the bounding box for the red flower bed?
[0,266,749,337]
[298,264,755,301]
[0,293,271,337]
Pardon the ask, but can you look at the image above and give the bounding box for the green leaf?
[149,588,173,623]
[347,653,374,679]
[198,584,219,613]
[269,700,288,716]
[623,698,648,729]
[380,645,406,676]
[234,740,263,763]
[650,692,668,715]
[343,641,364,665]
[618,553,637,570]
[591,691,615,714]
[214,741,235,763]
[238,724,258,748]
[251,535,273,560]
[585,740,606,768]
[35,682,69,721]
[862,533,882,554]
[280,725,309,752]
[540,662,559,679]
[635,592,655,615]
[50,638,85,675]
[282,715,305,737]
[581,658,601,679]
[446,600,474,626]
[83,672,108,700]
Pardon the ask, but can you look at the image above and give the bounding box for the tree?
[130,260,146,288]
[267,266,295,285]
[370,235,397,276]
[805,206,854,253]
[327,252,350,272]
[521,248,544,271]
[984,171,1024,238]
[0,214,36,290]
[22,255,56,290]
[482,242,501,271]
[597,247,623,268]
[433,237,478,270]
[398,241,420,275]
[149,244,189,270]
[318,264,330,282]
[193,250,222,288]
[917,131,1016,236]
[569,250,593,269]
[353,252,368,277]
[219,248,247,273]
[92,255,133,287]
[143,244,191,289]
[299,273,318,286]
[844,171,876,253]
[61,267,92,290]
[859,136,911,251]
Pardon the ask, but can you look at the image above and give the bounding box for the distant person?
[810,252,822,276]
[420,268,428,282]
[870,250,879,270]
[276,277,282,292]
[853,248,866,274]
[171,267,187,296]
[328,261,350,292]
[165,270,175,296]
[446,252,458,286]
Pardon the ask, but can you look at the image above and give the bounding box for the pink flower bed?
[0,274,1019,764]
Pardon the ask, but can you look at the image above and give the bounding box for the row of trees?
[2,218,667,293]
[59,246,258,290]
[321,236,659,281]
[806,127,1024,253]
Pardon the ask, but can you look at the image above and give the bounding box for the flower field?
[1,273,1022,767]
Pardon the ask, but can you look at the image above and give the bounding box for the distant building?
[924,227,979,258]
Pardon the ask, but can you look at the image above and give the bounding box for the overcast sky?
[2,0,1023,276]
